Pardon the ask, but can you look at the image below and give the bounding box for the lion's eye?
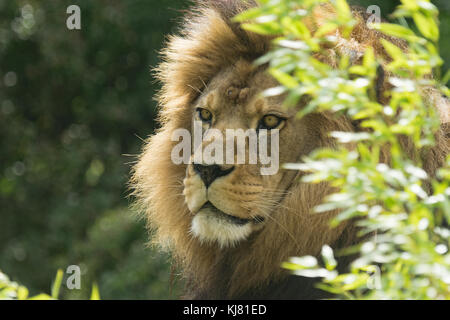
[259,114,284,130]
[197,108,212,122]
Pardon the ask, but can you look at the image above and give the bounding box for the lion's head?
[131,0,449,299]
[183,60,342,248]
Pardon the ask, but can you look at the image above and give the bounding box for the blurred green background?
[0,0,448,299]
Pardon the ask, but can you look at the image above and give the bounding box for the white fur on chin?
[190,208,252,248]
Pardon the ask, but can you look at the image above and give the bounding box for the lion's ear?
[422,87,450,125]
[314,32,389,106]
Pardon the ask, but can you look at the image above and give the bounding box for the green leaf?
[349,65,367,76]
[289,255,318,268]
[330,131,372,143]
[268,68,298,88]
[288,20,311,39]
[335,0,352,20]
[90,282,101,300]
[314,22,338,37]
[412,12,439,41]
[362,47,376,78]
[373,23,423,43]
[51,269,64,299]
[297,100,319,117]
[321,245,338,270]
[241,22,281,35]
[232,7,264,22]
[380,38,405,61]
[17,286,29,300]
[441,69,450,85]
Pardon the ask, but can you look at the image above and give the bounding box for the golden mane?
[131,0,449,299]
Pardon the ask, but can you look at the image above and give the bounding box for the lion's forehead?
[195,64,290,122]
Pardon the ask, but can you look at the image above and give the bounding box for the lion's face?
[182,61,310,247]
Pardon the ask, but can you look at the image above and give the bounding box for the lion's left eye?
[197,108,212,122]
[259,114,284,130]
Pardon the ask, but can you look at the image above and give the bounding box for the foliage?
[236,0,449,299]
[0,270,43,300]
[0,269,99,300]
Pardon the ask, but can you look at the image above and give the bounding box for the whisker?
[134,133,146,142]
[187,84,202,94]
[199,76,207,90]
[248,202,301,249]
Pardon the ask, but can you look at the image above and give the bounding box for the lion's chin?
[190,205,253,248]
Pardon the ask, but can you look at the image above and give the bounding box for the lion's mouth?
[200,202,265,225]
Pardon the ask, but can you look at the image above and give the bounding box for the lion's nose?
[193,164,234,188]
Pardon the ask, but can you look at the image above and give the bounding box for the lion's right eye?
[197,108,212,122]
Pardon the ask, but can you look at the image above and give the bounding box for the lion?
[131,0,449,299]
